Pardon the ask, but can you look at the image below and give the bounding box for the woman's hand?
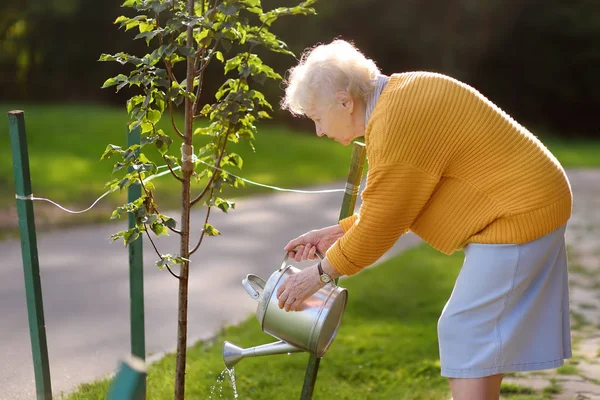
[284,225,344,262]
[277,264,324,312]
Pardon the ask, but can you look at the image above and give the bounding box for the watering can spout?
[223,340,303,369]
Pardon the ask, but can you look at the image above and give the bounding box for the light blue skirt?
[437,224,571,378]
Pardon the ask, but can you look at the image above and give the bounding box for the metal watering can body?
[223,255,348,369]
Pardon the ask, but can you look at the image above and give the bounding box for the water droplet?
[209,368,239,399]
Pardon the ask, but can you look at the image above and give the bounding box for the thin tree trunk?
[174,0,195,398]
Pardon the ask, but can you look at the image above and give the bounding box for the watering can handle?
[280,249,324,270]
[242,274,266,300]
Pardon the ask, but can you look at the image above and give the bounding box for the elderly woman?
[275,40,572,399]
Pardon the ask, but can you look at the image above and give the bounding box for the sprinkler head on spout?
[223,341,244,369]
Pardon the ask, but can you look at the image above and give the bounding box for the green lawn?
[1,103,598,216]
[0,103,356,212]
[0,103,600,214]
[63,244,557,399]
[64,244,460,400]
[541,135,600,168]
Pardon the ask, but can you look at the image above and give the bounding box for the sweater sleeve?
[326,163,439,276]
[338,215,358,232]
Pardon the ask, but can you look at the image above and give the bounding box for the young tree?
[99,0,316,398]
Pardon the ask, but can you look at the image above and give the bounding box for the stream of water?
[209,367,239,399]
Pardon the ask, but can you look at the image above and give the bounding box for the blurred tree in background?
[1,0,599,136]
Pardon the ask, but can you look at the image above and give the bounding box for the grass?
[500,383,535,395]
[63,244,463,399]
[0,102,359,213]
[2,103,600,214]
[569,264,596,277]
[542,135,600,168]
[556,364,579,375]
[542,379,562,396]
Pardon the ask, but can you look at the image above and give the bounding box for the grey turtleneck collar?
[364,74,390,125]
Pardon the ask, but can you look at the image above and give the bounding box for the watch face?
[320,274,332,283]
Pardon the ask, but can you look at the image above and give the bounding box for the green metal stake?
[7,110,52,400]
[300,141,367,400]
[127,126,146,398]
[107,355,147,400]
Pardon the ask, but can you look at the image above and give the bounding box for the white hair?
[281,39,381,116]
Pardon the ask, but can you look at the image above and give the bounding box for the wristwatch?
[317,261,333,284]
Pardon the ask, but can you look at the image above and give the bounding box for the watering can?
[223,253,348,369]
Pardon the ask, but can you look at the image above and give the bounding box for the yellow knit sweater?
[326,72,572,276]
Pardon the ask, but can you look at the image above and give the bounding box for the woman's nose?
[315,124,325,137]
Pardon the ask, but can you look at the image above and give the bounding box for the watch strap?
[317,261,324,275]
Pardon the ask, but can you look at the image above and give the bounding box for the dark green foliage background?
[1,0,599,136]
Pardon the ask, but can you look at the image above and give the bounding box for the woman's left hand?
[277,264,325,312]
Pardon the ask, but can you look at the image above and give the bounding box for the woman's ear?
[335,91,354,113]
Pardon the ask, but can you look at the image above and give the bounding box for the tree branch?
[193,39,220,117]
[156,11,185,141]
[166,70,186,141]
[144,227,181,280]
[163,154,184,182]
[189,128,229,206]
[189,194,213,256]
[167,225,182,235]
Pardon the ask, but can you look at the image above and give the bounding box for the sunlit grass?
[1,103,597,217]
[0,103,357,211]
[63,244,460,399]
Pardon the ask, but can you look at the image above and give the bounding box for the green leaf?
[163,217,177,229]
[151,1,170,13]
[118,177,132,190]
[194,126,218,136]
[219,38,233,53]
[113,161,128,173]
[101,144,122,160]
[242,0,260,7]
[101,74,127,89]
[124,228,140,245]
[125,20,141,31]
[114,15,129,25]
[215,51,224,62]
[147,108,161,124]
[139,121,152,134]
[141,134,157,145]
[156,255,172,269]
[110,207,127,220]
[252,72,267,85]
[178,46,196,57]
[195,29,211,44]
[155,134,173,155]
[227,152,243,168]
[217,3,240,16]
[214,197,235,213]
[134,29,162,43]
[150,222,168,236]
[203,223,221,236]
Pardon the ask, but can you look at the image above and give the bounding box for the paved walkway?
[1,180,421,399]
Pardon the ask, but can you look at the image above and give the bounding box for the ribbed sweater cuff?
[339,215,358,233]
[326,241,362,276]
